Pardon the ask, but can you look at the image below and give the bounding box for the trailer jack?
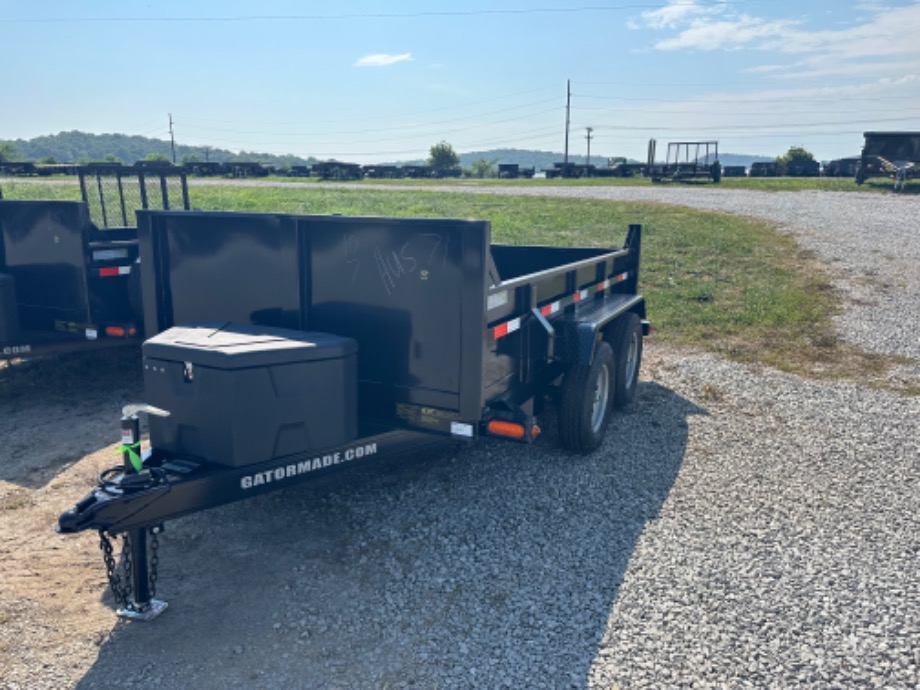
[95,409,169,620]
[99,525,168,620]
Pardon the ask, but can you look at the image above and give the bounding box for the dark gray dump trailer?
[857,131,920,189]
[56,208,648,618]
[0,166,188,358]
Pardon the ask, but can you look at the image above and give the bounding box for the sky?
[1,0,919,163]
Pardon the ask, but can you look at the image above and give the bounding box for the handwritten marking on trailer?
[240,443,378,490]
[343,233,449,296]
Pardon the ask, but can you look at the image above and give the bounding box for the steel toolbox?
[143,322,357,467]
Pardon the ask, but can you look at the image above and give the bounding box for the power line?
[177,87,558,128]
[578,92,920,105]
[178,98,561,138]
[591,114,918,132]
[1,3,742,24]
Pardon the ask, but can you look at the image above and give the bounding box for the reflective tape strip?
[99,266,132,277]
[493,317,521,340]
[493,270,632,340]
[540,301,560,317]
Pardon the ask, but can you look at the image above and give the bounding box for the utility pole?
[585,127,593,169]
[168,114,177,163]
[563,79,571,175]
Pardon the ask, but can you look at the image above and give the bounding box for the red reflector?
[487,420,526,439]
[99,267,120,277]
[541,304,552,316]
[494,323,509,339]
[105,326,126,337]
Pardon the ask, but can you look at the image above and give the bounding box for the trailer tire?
[608,312,643,408]
[558,340,615,453]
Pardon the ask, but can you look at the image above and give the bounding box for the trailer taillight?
[106,326,126,338]
[487,420,541,440]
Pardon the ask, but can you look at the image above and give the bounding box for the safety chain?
[99,530,132,610]
[98,528,161,611]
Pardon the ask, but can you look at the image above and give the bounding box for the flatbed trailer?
[56,209,648,618]
[647,139,721,183]
[0,166,188,358]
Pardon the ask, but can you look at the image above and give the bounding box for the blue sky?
[2,0,918,163]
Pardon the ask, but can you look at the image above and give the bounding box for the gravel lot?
[1,186,918,689]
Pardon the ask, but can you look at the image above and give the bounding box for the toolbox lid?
[143,322,356,369]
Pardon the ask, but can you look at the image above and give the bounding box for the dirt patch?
[0,350,145,688]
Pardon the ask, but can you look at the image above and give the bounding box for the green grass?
[254,173,917,194]
[189,184,903,383]
[0,181,82,200]
[1,179,907,386]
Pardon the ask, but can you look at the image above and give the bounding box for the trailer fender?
[559,322,602,366]
[556,296,645,366]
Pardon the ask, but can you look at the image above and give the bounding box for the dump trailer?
[0,166,189,358]
[856,132,920,189]
[749,161,781,177]
[823,158,860,178]
[785,159,820,177]
[56,209,648,618]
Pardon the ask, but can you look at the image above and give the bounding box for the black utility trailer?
[0,166,189,358]
[823,158,861,178]
[56,209,648,618]
[749,161,781,178]
[313,160,363,180]
[856,131,920,190]
[647,139,721,183]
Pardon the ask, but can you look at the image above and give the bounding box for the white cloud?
[640,0,723,30]
[634,1,920,80]
[654,15,797,51]
[354,53,413,67]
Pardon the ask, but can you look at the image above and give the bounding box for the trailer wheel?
[558,340,615,453]
[608,312,643,408]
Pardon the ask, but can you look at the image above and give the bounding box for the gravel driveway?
[2,186,918,689]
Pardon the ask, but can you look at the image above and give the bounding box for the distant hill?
[1,131,779,172]
[398,149,774,171]
[718,153,774,169]
[0,131,316,167]
[390,148,638,171]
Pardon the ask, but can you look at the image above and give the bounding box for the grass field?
[0,178,905,386]
[240,173,916,194]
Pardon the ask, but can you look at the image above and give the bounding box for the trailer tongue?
[56,210,648,618]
